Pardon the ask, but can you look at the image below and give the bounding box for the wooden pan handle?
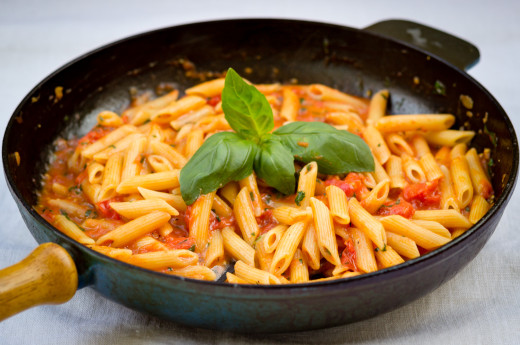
[0,243,78,321]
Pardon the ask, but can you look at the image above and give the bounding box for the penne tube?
[270,221,307,276]
[326,185,350,224]
[375,114,455,133]
[147,155,175,172]
[219,182,239,206]
[234,186,260,245]
[221,227,255,267]
[226,272,248,284]
[310,197,341,266]
[360,180,390,214]
[465,148,493,198]
[380,215,450,250]
[372,156,391,184]
[439,165,459,211]
[150,141,187,168]
[125,250,198,270]
[92,133,143,163]
[385,155,405,189]
[96,211,170,247]
[47,199,88,218]
[87,162,105,185]
[189,192,215,252]
[185,129,204,159]
[158,222,173,237]
[255,235,274,272]
[151,95,206,123]
[374,245,405,269]
[97,111,124,127]
[272,206,312,225]
[212,195,233,218]
[133,236,169,252]
[413,210,472,229]
[469,195,491,224]
[205,230,225,267]
[290,249,309,283]
[424,130,475,147]
[411,135,431,158]
[168,265,216,281]
[239,173,263,217]
[450,143,467,160]
[349,227,377,273]
[401,153,426,183]
[121,136,147,182]
[450,156,474,208]
[280,87,299,121]
[261,224,288,254]
[307,84,368,111]
[170,105,215,130]
[301,223,321,270]
[110,199,179,219]
[385,133,415,157]
[54,215,95,245]
[127,90,179,125]
[385,231,420,259]
[116,170,180,194]
[296,162,318,208]
[98,153,124,201]
[234,260,281,285]
[348,198,386,250]
[435,146,452,167]
[185,78,225,97]
[87,245,132,260]
[367,89,389,123]
[364,125,391,165]
[411,219,451,238]
[137,187,186,212]
[81,179,101,205]
[419,153,443,181]
[81,125,138,158]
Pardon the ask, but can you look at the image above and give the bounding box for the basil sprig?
[180,68,374,205]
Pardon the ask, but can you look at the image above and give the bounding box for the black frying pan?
[1,19,517,333]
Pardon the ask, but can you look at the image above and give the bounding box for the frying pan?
[1,19,517,333]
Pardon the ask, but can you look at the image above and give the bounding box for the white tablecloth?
[1,0,519,343]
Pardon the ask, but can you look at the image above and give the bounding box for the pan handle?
[363,19,480,71]
[0,243,78,321]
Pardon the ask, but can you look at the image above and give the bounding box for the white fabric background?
[1,0,519,343]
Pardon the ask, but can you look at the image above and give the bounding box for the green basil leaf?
[254,138,295,195]
[180,132,257,205]
[222,68,274,142]
[273,121,374,175]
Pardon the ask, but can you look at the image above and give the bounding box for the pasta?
[35,73,494,284]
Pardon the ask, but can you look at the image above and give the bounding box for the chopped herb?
[179,239,188,244]
[434,80,446,96]
[188,244,196,252]
[59,209,71,220]
[380,199,401,208]
[109,144,116,149]
[167,267,173,271]
[299,98,305,104]
[68,185,82,194]
[170,144,176,148]
[375,247,379,252]
[215,214,221,222]
[251,232,256,237]
[324,248,332,256]
[143,119,151,124]
[382,244,387,252]
[250,191,255,201]
[85,209,92,218]
[483,125,497,147]
[377,143,381,147]
[299,258,303,264]
[140,155,145,164]
[306,164,311,172]
[295,191,305,206]
[465,206,470,212]
[381,93,388,100]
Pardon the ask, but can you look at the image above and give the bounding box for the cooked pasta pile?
[36,74,494,284]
